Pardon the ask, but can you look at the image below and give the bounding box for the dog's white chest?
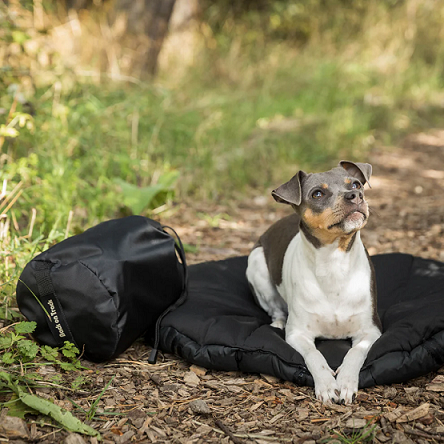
[278,233,373,339]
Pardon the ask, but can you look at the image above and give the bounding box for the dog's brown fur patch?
[303,207,359,250]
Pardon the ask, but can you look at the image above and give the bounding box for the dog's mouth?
[327,210,367,230]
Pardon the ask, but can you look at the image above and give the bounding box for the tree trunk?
[142,0,176,77]
[113,0,176,78]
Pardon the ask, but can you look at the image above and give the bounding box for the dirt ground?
[10,132,444,443]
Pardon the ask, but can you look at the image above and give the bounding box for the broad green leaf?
[14,321,37,334]
[4,394,39,419]
[157,170,180,187]
[60,362,77,371]
[115,171,179,214]
[0,335,14,349]
[2,351,15,364]
[0,375,100,439]
[61,341,79,359]
[40,345,59,362]
[115,179,163,214]
[0,372,13,385]
[17,390,101,438]
[17,340,39,359]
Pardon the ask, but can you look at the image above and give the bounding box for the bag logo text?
[47,299,66,338]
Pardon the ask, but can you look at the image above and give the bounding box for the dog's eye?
[352,182,361,190]
[312,190,324,199]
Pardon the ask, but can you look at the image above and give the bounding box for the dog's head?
[272,161,372,249]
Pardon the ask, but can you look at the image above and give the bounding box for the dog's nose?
[344,190,363,205]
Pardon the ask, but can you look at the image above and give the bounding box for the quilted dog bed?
[158,253,444,388]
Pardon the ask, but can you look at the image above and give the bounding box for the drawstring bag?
[16,216,187,363]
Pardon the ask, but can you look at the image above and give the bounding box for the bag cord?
[148,225,188,364]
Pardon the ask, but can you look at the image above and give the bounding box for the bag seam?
[78,260,121,357]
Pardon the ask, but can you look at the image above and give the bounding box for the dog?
[246,161,382,404]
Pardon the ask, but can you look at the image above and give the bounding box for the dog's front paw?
[270,318,286,329]
[314,372,339,404]
[336,365,358,404]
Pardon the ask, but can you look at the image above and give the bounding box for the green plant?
[115,169,180,214]
[69,376,116,421]
[0,372,100,439]
[0,321,99,438]
[323,423,376,444]
[0,322,84,370]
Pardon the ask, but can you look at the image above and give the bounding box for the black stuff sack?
[16,216,187,363]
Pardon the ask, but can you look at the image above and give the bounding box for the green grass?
[3,51,444,237]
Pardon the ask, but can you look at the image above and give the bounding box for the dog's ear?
[339,160,372,187]
[272,171,306,206]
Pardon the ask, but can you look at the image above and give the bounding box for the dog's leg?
[286,329,339,403]
[335,327,381,404]
[246,247,288,329]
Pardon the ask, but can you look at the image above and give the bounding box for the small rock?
[184,371,200,386]
[161,383,181,393]
[64,433,87,444]
[0,416,29,439]
[189,399,211,415]
[344,418,367,429]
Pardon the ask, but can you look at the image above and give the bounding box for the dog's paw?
[314,372,339,404]
[270,319,286,329]
[336,366,359,404]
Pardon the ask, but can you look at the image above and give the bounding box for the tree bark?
[142,0,176,77]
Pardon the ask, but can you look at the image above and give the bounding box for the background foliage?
[0,0,443,273]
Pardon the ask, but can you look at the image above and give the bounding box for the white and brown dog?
[246,161,382,404]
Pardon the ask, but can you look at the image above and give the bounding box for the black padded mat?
[159,254,444,387]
